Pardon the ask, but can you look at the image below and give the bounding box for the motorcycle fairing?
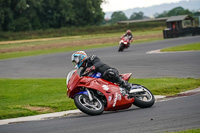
[80,78,134,111]
[120,36,130,46]
[67,71,134,111]
[120,73,132,81]
[67,75,96,98]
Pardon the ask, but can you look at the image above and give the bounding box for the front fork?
[76,87,93,101]
[85,88,93,101]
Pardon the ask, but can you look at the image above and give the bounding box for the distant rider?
[71,51,131,92]
[120,30,134,47]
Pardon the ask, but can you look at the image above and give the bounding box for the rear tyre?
[132,84,155,108]
[74,94,104,115]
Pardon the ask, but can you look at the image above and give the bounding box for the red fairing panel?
[67,70,83,98]
[67,70,134,111]
[82,78,134,111]
[103,86,134,111]
[120,73,132,81]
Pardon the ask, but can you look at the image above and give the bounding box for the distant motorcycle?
[66,69,155,115]
[118,36,130,52]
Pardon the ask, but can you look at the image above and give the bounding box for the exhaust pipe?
[129,88,145,93]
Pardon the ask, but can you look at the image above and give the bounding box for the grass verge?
[161,42,200,52]
[0,77,199,119]
[0,43,116,60]
[168,129,200,133]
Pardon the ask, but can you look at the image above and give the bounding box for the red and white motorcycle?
[66,70,155,115]
[118,36,130,52]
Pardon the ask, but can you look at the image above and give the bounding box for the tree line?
[0,0,104,31]
[1,1,200,32]
[107,6,200,24]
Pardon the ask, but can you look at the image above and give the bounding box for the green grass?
[0,43,116,60]
[168,129,200,133]
[0,33,119,49]
[0,30,163,60]
[0,77,199,119]
[161,42,200,52]
[130,77,200,96]
[0,78,76,119]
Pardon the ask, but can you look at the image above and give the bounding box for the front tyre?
[118,43,124,52]
[74,94,104,115]
[132,84,155,108]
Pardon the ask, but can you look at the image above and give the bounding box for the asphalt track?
[1,94,200,133]
[0,36,200,78]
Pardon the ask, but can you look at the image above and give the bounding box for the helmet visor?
[72,56,80,69]
[72,56,79,64]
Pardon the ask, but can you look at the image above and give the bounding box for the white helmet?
[71,51,87,68]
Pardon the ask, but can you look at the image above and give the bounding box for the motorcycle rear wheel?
[74,94,104,115]
[132,84,155,108]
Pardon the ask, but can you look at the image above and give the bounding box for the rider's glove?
[85,66,95,73]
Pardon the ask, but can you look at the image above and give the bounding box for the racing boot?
[118,78,131,93]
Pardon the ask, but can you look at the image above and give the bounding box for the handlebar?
[81,71,94,77]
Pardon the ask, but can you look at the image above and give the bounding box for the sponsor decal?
[102,85,109,91]
[90,55,96,61]
[96,72,101,77]
[113,93,122,107]
[108,96,112,101]
[117,93,122,101]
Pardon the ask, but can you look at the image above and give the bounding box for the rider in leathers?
[120,30,134,47]
[71,51,131,92]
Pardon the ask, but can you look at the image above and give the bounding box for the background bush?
[0,21,165,41]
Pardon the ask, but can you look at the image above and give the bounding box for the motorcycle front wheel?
[74,94,104,115]
[132,84,155,108]
[118,43,124,52]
